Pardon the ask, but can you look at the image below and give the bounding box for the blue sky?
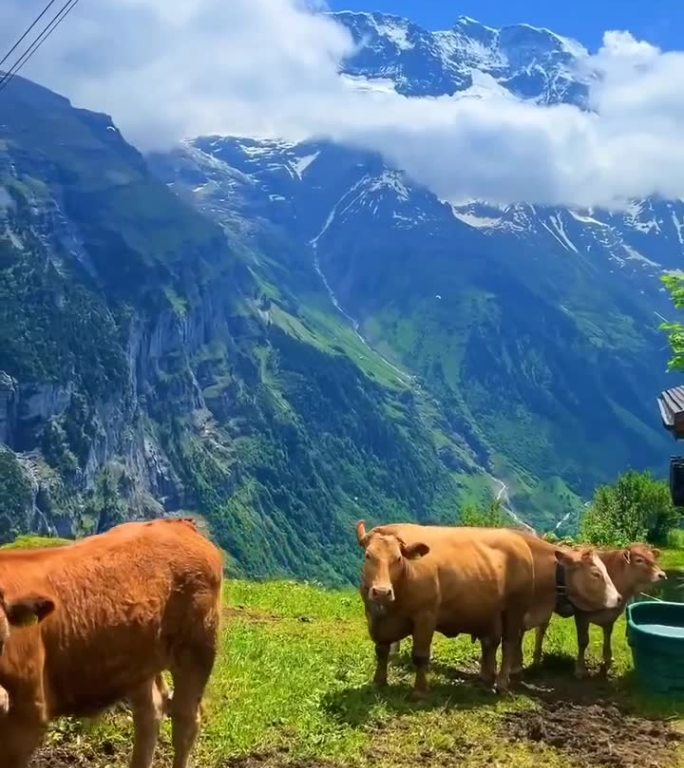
[329,0,683,51]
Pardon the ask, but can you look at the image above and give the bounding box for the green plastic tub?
[626,600,684,696]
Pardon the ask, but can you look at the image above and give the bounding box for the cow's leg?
[410,613,436,700]
[510,628,525,675]
[574,614,590,679]
[600,622,614,677]
[0,721,46,768]
[373,642,391,687]
[170,648,216,768]
[129,676,166,768]
[532,621,549,667]
[479,635,499,688]
[497,609,525,693]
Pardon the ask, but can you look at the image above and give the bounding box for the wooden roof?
[658,385,684,438]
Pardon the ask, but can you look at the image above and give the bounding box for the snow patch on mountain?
[293,151,319,178]
[375,17,414,50]
[569,211,610,228]
[622,243,660,268]
[451,208,502,229]
[340,73,398,94]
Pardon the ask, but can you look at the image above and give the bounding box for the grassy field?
[37,577,684,768]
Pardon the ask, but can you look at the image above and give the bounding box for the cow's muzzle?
[369,585,395,603]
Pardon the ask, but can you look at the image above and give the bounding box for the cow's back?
[0,519,223,718]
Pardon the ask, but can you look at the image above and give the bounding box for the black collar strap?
[554,562,576,618]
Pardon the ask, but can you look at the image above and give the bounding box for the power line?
[0,0,61,69]
[0,0,81,95]
[0,0,80,91]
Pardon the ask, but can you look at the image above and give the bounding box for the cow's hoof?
[409,688,428,702]
[0,688,9,716]
[574,666,588,680]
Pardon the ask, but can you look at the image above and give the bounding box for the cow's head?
[621,544,667,590]
[356,521,429,608]
[0,588,54,656]
[557,547,622,611]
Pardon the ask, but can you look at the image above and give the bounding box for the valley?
[0,10,682,582]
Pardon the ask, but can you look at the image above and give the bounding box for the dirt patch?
[225,606,284,624]
[30,742,119,768]
[505,700,683,768]
[221,752,333,768]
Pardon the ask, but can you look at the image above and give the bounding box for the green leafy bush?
[460,499,507,528]
[580,470,681,546]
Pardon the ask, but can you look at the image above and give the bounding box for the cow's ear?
[555,548,575,568]
[6,595,55,627]
[579,548,595,563]
[356,521,369,548]
[651,548,661,560]
[622,548,631,564]
[401,541,429,560]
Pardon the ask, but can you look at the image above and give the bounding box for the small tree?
[661,274,684,371]
[461,498,507,528]
[581,470,680,547]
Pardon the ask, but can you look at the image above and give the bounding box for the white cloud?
[2,0,684,208]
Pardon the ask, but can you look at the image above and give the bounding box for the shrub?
[460,499,507,528]
[581,470,681,547]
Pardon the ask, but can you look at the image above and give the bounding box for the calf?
[533,543,665,677]
[357,521,535,698]
[0,518,223,768]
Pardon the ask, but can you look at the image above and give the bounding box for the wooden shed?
[658,386,684,506]
[658,385,684,439]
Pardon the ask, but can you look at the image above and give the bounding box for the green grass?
[40,580,684,768]
[0,534,73,550]
[662,547,684,570]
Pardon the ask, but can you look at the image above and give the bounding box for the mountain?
[0,76,473,584]
[334,12,590,104]
[150,11,679,529]
[0,10,679,574]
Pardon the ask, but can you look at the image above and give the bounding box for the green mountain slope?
[318,212,670,529]
[0,77,475,584]
[153,137,672,532]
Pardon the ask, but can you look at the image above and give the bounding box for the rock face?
[0,373,17,446]
[0,75,463,585]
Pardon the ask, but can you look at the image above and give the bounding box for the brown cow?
[0,518,223,768]
[533,543,665,677]
[357,521,535,698]
[382,526,622,681]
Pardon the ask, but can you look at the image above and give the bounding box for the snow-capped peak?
[333,10,589,105]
